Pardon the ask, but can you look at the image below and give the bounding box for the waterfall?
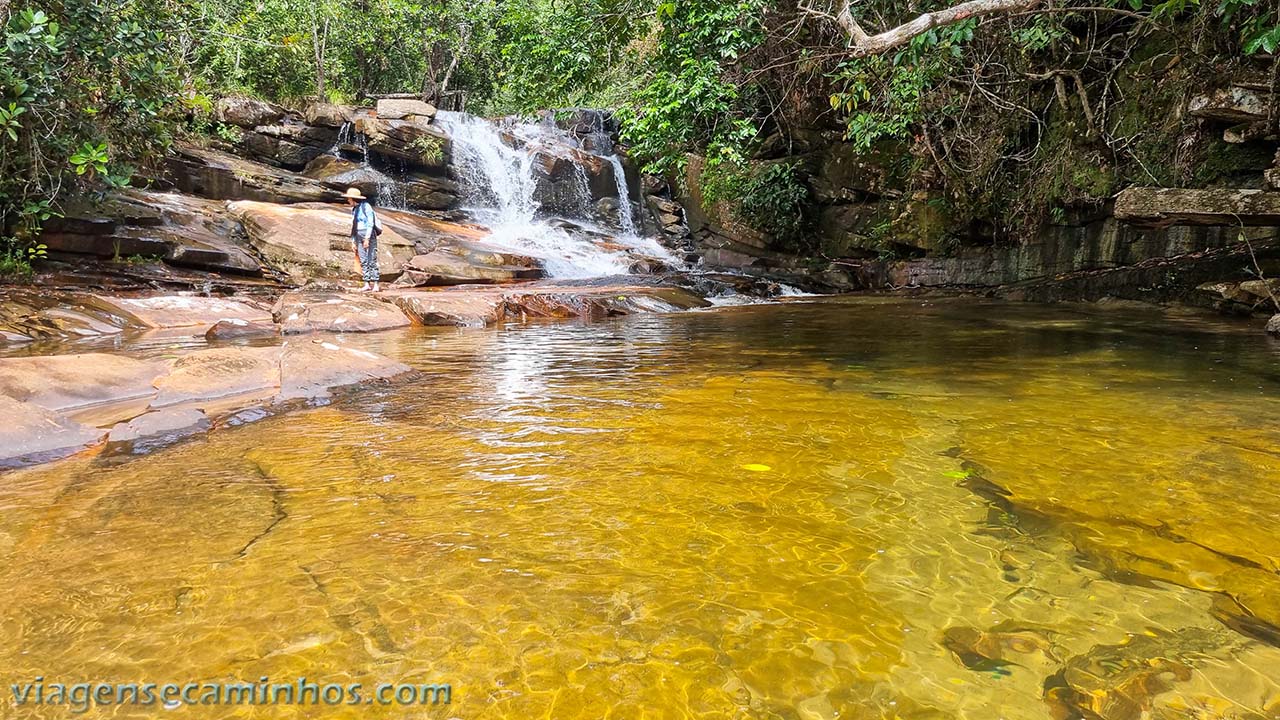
[605,154,637,238]
[434,110,676,278]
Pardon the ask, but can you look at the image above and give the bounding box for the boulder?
[228,201,416,283]
[166,145,336,205]
[271,290,412,334]
[0,353,170,412]
[276,339,412,402]
[238,124,335,170]
[529,146,616,216]
[1239,278,1280,302]
[88,294,272,329]
[402,172,459,211]
[215,96,287,128]
[354,116,451,172]
[1268,314,1280,335]
[305,103,357,128]
[205,319,280,342]
[1188,86,1269,124]
[1115,187,1280,228]
[394,249,543,287]
[387,289,506,327]
[302,155,385,199]
[0,395,105,468]
[151,346,282,408]
[103,408,211,456]
[376,98,437,121]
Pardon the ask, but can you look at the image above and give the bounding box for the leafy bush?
[736,162,813,251]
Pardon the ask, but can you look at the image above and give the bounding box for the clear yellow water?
[3,297,1280,719]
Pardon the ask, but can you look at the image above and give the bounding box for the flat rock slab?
[277,339,412,402]
[91,295,273,329]
[104,408,210,456]
[376,98,437,120]
[0,353,170,411]
[272,291,411,334]
[151,346,282,408]
[0,395,105,468]
[1115,187,1280,228]
[385,284,710,327]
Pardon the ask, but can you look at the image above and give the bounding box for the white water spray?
[435,110,676,278]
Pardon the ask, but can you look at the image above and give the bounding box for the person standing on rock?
[345,187,383,292]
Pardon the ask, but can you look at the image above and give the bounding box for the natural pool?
[2,297,1279,719]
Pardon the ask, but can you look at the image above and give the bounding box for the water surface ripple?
[3,298,1280,719]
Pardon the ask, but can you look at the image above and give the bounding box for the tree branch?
[828,0,1042,57]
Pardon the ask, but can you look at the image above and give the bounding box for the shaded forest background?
[1,0,1278,271]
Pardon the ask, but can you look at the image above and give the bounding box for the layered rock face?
[658,77,1280,302]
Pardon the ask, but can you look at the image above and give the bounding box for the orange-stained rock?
[0,353,171,411]
[385,283,710,327]
[228,200,417,283]
[87,294,273,329]
[151,346,282,408]
[0,395,106,469]
[386,288,507,327]
[277,338,412,401]
[272,290,412,334]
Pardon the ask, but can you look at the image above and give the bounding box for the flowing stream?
[3,299,1280,718]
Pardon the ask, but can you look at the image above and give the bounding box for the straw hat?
[343,187,367,200]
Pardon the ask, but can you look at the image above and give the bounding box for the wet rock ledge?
[0,279,716,470]
[0,327,411,469]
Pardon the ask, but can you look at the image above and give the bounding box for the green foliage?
[736,162,813,250]
[618,0,767,176]
[409,134,445,164]
[1,0,183,261]
[829,20,975,151]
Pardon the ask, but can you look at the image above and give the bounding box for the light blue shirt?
[353,201,377,240]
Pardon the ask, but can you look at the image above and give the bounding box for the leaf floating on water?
[942,470,972,479]
[741,464,772,472]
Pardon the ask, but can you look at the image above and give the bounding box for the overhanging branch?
[832,0,1043,57]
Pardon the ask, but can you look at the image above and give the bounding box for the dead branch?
[828,0,1042,57]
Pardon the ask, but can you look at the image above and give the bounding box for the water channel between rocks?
[3,297,1280,719]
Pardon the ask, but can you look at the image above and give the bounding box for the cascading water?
[605,154,637,238]
[434,110,676,278]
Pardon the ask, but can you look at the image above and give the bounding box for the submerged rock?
[277,339,412,402]
[272,290,412,334]
[205,319,280,342]
[0,395,105,468]
[103,408,211,457]
[387,289,505,327]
